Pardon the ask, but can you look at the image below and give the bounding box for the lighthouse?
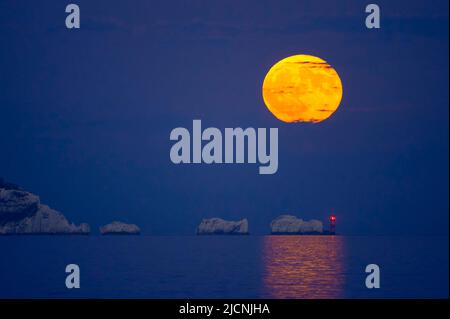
[329,215,336,234]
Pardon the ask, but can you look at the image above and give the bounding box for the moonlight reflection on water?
[262,236,346,298]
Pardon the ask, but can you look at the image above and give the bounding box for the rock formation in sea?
[0,183,90,235]
[270,215,323,234]
[196,218,249,235]
[99,221,140,235]
[0,178,20,190]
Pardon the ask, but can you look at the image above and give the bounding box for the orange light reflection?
[262,236,346,299]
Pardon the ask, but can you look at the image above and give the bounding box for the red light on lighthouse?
[329,214,336,234]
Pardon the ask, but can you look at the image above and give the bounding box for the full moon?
[262,55,343,123]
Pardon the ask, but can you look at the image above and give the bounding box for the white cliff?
[100,221,140,235]
[270,215,323,234]
[197,218,249,235]
[0,187,90,235]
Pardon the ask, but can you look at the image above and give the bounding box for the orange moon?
[262,55,343,123]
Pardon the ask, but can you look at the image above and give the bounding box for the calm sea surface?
[0,236,448,299]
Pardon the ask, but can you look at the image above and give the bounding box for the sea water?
[0,236,447,298]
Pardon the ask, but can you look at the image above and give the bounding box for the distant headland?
[0,178,138,235]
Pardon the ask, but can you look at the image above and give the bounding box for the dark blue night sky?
[0,0,448,235]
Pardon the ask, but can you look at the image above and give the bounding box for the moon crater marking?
[262,55,343,123]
